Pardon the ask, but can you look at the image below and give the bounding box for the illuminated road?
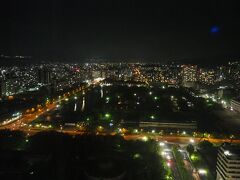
[183,156,201,180]
[0,103,57,131]
[0,84,90,131]
[122,134,240,145]
[1,112,240,145]
[14,126,240,146]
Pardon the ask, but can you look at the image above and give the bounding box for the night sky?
[0,0,240,63]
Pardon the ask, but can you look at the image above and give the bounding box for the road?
[15,127,240,147]
[161,144,181,180]
[0,103,57,131]
[2,111,240,145]
[123,134,240,144]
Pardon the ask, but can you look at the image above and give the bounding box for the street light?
[106,97,110,103]
[150,115,155,119]
[198,169,207,175]
[189,138,195,143]
[105,113,111,118]
[191,154,198,161]
[159,142,165,147]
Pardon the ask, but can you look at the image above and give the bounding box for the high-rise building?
[216,143,240,180]
[181,65,197,87]
[228,61,240,87]
[230,99,240,112]
[0,79,6,97]
[37,68,52,85]
[92,70,106,79]
[198,68,216,85]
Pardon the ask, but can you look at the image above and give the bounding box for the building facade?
[38,68,52,85]
[230,99,240,112]
[181,65,197,88]
[216,143,240,180]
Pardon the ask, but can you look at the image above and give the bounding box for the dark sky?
[0,0,240,62]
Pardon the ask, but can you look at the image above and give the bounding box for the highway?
[1,106,240,146]
[123,134,240,145]
[0,84,88,131]
[0,103,57,131]
[14,126,240,145]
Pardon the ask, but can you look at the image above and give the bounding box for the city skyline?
[1,61,240,179]
[1,1,240,179]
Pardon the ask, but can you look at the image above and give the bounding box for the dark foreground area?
[0,130,170,180]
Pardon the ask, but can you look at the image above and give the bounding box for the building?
[216,143,240,180]
[37,68,52,85]
[120,121,197,130]
[181,65,198,88]
[0,79,6,97]
[198,68,216,85]
[0,78,22,96]
[92,70,106,80]
[230,99,240,112]
[228,61,240,87]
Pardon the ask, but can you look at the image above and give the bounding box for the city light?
[106,97,110,103]
[159,142,165,147]
[198,169,207,175]
[0,3,239,180]
[166,155,171,160]
[97,126,103,131]
[105,113,111,118]
[150,115,155,119]
[134,129,138,133]
[161,151,166,156]
[189,138,195,143]
[142,136,148,141]
[224,150,231,156]
[190,154,198,161]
